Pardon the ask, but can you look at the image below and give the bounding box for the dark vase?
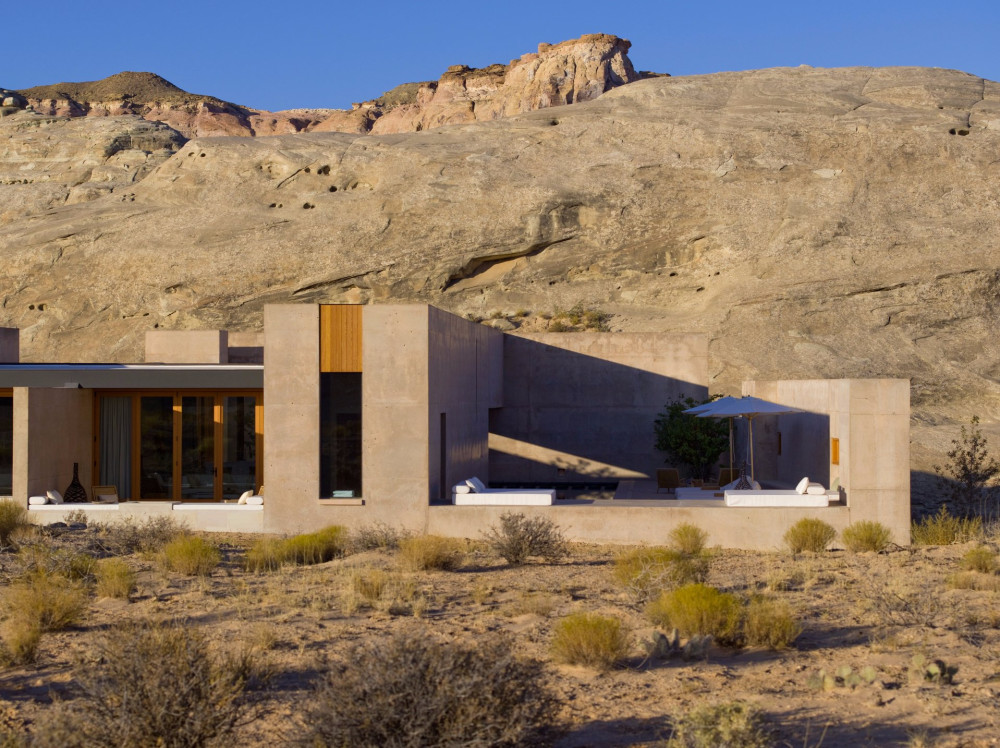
[63,462,88,503]
[733,463,754,490]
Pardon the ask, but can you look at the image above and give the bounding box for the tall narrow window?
[99,396,132,498]
[139,396,174,499]
[320,373,362,498]
[223,396,257,498]
[0,395,12,496]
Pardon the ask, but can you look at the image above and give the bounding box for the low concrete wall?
[29,502,264,532]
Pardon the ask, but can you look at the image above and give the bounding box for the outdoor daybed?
[724,477,835,507]
[452,477,554,506]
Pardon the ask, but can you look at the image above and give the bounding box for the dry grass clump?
[668,523,708,555]
[349,521,405,552]
[783,518,837,553]
[551,611,631,670]
[912,506,983,545]
[5,571,88,632]
[398,535,464,571]
[841,521,893,553]
[95,558,136,599]
[94,515,184,555]
[743,596,801,649]
[647,584,743,647]
[298,629,555,747]
[243,538,284,573]
[346,567,421,615]
[278,526,347,566]
[0,499,30,547]
[667,702,772,748]
[613,547,709,601]
[30,620,261,747]
[483,512,567,565]
[960,545,998,574]
[162,535,221,576]
[15,543,97,582]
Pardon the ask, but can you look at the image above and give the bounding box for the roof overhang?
[0,364,263,389]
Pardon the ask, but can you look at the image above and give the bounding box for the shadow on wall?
[488,336,707,485]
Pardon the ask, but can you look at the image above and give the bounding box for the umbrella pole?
[750,417,755,482]
[729,417,734,477]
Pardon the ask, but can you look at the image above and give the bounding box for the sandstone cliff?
[4,64,1000,507]
[15,35,641,138]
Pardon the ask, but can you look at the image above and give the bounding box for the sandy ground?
[1,525,999,747]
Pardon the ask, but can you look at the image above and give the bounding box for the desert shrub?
[95,558,136,599]
[0,499,30,547]
[934,416,1000,518]
[841,521,893,553]
[298,630,555,747]
[912,506,983,545]
[647,584,743,647]
[483,512,567,565]
[279,525,347,565]
[30,621,260,748]
[667,702,772,748]
[668,523,708,555]
[15,544,97,582]
[95,515,184,555]
[5,571,88,632]
[612,547,709,601]
[162,535,221,576]
[961,545,998,574]
[551,612,631,670]
[351,568,391,602]
[398,535,464,571]
[244,537,284,573]
[350,521,405,552]
[743,597,801,649]
[1,617,42,665]
[784,517,837,553]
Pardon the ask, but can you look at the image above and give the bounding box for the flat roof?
[0,364,263,389]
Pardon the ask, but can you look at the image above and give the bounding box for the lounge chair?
[91,485,120,504]
[656,469,681,494]
[452,477,554,506]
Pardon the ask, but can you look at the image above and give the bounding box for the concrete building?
[0,305,911,549]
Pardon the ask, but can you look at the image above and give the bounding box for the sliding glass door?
[98,391,262,501]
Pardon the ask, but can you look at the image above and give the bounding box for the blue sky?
[5,1,999,111]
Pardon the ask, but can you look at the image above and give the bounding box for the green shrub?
[398,535,464,571]
[647,584,743,647]
[784,518,837,553]
[841,521,893,553]
[667,702,772,748]
[279,525,347,565]
[95,558,136,599]
[612,547,709,601]
[483,512,567,565]
[244,538,285,573]
[550,612,631,670]
[298,630,554,747]
[961,545,997,574]
[669,523,708,555]
[30,621,260,747]
[5,571,88,632]
[162,536,221,576]
[743,597,801,649]
[912,507,983,545]
[0,499,30,547]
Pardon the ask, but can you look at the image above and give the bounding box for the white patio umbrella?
[688,396,802,481]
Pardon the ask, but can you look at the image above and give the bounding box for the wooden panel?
[320,305,363,372]
[831,437,840,466]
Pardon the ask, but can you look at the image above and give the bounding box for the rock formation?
[3,62,1000,508]
[15,34,642,138]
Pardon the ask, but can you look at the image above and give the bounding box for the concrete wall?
[13,387,93,501]
[489,333,708,483]
[744,379,910,543]
[227,332,264,364]
[0,328,18,363]
[145,330,229,363]
[427,307,503,501]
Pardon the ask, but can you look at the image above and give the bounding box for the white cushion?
[46,489,64,504]
[28,496,48,506]
[806,484,827,496]
[237,490,253,505]
[97,494,118,504]
[751,480,762,490]
[466,477,487,493]
[245,495,264,506]
[453,485,471,494]
[795,477,810,495]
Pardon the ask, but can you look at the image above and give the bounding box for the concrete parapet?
[145,330,229,363]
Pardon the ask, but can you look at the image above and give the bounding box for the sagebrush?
[647,583,743,647]
[783,518,836,553]
[841,521,893,553]
[667,702,772,748]
[483,512,567,565]
[398,535,464,571]
[550,611,631,670]
[612,547,709,602]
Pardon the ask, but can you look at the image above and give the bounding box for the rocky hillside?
[16,34,642,138]
[4,60,1000,507]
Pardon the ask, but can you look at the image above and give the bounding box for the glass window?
[320,373,361,498]
[139,396,174,499]
[0,396,12,496]
[222,396,257,498]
